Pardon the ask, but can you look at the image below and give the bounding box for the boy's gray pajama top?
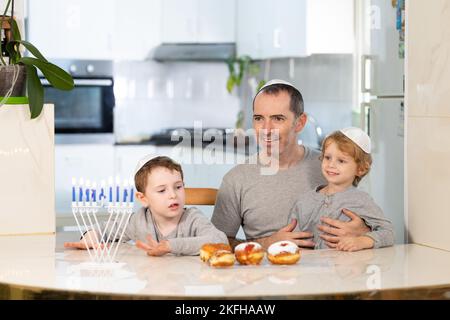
[289,186,395,249]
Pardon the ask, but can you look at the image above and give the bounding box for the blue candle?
[130,187,134,203]
[109,186,113,202]
[116,185,120,202]
[85,188,90,202]
[123,188,128,202]
[78,178,84,202]
[72,178,76,202]
[99,189,105,201]
[92,189,96,202]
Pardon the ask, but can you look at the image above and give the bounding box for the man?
[211,79,369,249]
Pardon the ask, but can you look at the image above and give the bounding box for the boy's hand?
[136,235,171,256]
[64,230,102,250]
[336,236,374,252]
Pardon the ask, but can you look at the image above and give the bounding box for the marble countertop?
[1,233,450,299]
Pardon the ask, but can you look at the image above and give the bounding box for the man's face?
[253,90,306,156]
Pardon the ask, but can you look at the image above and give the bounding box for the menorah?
[71,177,134,265]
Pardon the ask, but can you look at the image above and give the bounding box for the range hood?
[153,43,235,62]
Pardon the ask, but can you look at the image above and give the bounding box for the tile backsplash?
[113,61,240,142]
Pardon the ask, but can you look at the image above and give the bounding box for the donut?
[234,242,265,265]
[209,250,236,267]
[267,240,300,265]
[200,243,232,263]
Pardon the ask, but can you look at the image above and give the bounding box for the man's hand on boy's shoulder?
[136,235,171,256]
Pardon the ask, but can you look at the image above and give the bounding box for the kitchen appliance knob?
[69,64,77,74]
[86,64,95,74]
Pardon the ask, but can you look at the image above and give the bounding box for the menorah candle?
[100,180,106,201]
[108,176,113,203]
[72,177,76,202]
[92,182,97,202]
[130,180,134,203]
[85,180,91,202]
[115,176,120,202]
[78,178,84,202]
[123,179,128,202]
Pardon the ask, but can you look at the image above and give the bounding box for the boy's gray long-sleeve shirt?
[98,206,228,256]
[288,186,395,249]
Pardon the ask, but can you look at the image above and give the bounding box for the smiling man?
[211,79,369,249]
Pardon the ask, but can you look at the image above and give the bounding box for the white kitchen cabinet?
[161,0,235,43]
[111,0,162,60]
[26,0,162,60]
[55,144,114,214]
[237,0,354,59]
[27,0,115,60]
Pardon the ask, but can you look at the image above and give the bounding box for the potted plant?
[0,0,74,119]
[226,55,265,129]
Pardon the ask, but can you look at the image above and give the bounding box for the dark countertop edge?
[1,280,450,300]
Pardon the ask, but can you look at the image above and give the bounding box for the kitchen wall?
[241,54,354,137]
[113,60,240,143]
[113,54,354,145]
[406,0,450,252]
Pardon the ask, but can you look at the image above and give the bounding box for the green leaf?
[17,40,48,62]
[25,64,44,119]
[5,42,20,64]
[19,57,74,90]
[248,63,260,76]
[226,77,235,94]
[257,80,267,91]
[10,19,22,41]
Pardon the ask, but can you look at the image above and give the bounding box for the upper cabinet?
[26,0,162,60]
[27,0,115,60]
[161,0,235,43]
[237,0,354,59]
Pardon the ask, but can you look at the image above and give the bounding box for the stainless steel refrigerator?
[360,0,405,243]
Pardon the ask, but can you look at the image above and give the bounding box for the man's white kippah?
[255,79,300,98]
[339,127,371,154]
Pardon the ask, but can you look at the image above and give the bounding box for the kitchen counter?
[1,233,450,299]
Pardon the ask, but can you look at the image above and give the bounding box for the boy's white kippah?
[134,153,164,177]
[339,127,371,154]
[255,79,299,98]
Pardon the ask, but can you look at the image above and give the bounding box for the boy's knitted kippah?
[133,154,164,177]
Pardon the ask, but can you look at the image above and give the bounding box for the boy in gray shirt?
[65,156,228,256]
[289,128,394,251]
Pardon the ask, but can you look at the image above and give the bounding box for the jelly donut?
[234,242,265,265]
[267,240,300,265]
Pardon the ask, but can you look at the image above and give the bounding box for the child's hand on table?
[336,236,374,252]
[64,230,105,250]
[136,235,171,256]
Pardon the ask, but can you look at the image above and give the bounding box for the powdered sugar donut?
[267,240,300,265]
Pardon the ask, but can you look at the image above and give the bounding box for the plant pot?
[0,103,55,235]
[0,64,27,97]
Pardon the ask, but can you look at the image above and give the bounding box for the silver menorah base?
[72,203,133,264]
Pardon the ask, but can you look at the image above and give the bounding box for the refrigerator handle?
[360,102,371,135]
[361,55,372,93]
[360,102,378,153]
